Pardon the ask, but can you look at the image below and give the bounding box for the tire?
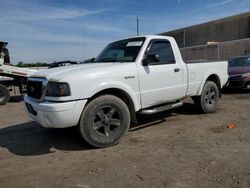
[192,81,219,113]
[0,84,10,105]
[79,95,130,148]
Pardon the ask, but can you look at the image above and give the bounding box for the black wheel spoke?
[93,121,104,130]
[94,106,121,136]
[205,88,216,106]
[104,126,111,137]
[210,91,215,98]
[110,118,121,127]
[108,107,116,118]
[96,110,105,120]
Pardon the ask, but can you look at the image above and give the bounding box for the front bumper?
[226,75,250,89]
[24,96,87,128]
[226,80,250,89]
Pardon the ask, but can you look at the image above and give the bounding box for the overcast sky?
[0,0,249,64]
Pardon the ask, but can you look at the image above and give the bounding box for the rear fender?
[197,72,221,96]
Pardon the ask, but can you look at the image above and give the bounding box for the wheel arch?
[198,74,222,97]
[87,88,138,124]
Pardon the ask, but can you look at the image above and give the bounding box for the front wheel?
[192,81,219,113]
[79,95,130,148]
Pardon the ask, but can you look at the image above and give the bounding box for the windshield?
[228,57,250,67]
[95,37,146,63]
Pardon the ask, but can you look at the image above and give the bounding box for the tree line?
[16,61,50,67]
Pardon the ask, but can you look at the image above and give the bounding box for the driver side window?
[147,40,175,65]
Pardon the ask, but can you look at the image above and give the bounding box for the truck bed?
[185,59,224,64]
[185,61,228,96]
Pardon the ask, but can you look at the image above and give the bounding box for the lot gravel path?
[0,91,250,188]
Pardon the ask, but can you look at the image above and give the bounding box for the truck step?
[139,101,183,115]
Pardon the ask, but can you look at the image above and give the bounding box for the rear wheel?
[192,81,219,113]
[0,84,10,105]
[79,95,130,148]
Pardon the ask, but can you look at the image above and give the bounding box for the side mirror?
[142,54,159,66]
[83,58,96,63]
[91,58,95,62]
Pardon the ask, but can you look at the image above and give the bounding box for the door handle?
[174,68,180,72]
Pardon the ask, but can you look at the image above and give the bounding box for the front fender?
[80,81,141,111]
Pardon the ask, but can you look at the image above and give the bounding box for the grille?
[27,80,44,99]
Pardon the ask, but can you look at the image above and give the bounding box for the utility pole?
[83,25,86,61]
[183,28,186,48]
[183,28,186,61]
[137,16,139,36]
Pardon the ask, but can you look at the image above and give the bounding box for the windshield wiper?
[100,58,116,62]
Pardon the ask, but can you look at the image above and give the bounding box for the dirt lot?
[0,91,250,188]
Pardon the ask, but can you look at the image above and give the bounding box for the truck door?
[138,39,185,108]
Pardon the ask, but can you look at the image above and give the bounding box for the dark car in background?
[226,56,250,89]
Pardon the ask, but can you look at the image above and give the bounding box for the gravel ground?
[0,91,250,188]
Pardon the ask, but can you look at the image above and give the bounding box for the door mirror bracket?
[142,54,159,66]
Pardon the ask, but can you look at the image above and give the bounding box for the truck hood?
[228,66,250,77]
[31,62,136,81]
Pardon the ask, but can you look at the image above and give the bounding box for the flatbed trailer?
[0,58,37,105]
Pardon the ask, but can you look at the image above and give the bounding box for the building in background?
[160,12,250,61]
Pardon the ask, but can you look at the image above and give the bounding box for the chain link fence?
[180,38,250,62]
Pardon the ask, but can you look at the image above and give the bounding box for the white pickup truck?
[24,35,228,147]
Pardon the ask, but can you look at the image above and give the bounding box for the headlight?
[242,73,250,77]
[45,82,71,97]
